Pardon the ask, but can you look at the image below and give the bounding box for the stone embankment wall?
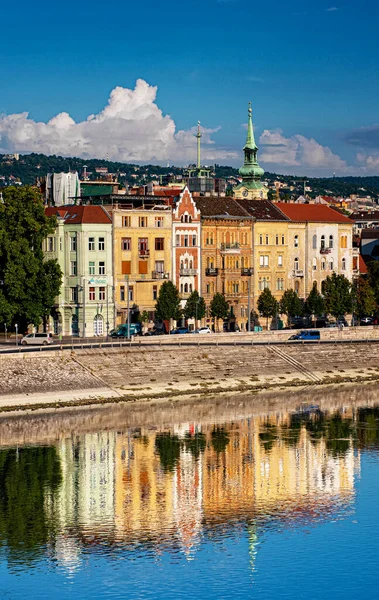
[1,341,379,413]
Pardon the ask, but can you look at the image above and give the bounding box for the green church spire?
[244,102,257,151]
[233,102,267,199]
[239,102,264,181]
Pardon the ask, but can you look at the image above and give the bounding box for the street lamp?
[15,323,18,347]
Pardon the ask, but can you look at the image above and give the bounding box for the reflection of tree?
[325,414,354,456]
[155,433,181,472]
[0,447,62,566]
[211,427,230,453]
[356,408,379,449]
[184,432,206,459]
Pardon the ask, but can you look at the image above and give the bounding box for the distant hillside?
[1,153,379,200]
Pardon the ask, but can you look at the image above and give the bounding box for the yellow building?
[111,200,172,325]
[237,200,290,310]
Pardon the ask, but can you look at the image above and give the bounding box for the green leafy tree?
[280,289,303,325]
[0,186,62,330]
[305,282,325,317]
[257,288,278,330]
[322,273,351,318]
[352,276,377,319]
[155,281,181,323]
[138,310,149,324]
[367,261,379,305]
[0,446,62,567]
[210,293,229,331]
[184,290,206,322]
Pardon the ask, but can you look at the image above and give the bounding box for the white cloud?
[259,129,347,173]
[357,152,379,171]
[326,7,339,11]
[0,79,237,164]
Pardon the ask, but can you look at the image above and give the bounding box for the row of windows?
[121,216,166,228]
[121,238,165,251]
[259,234,286,245]
[175,234,197,247]
[70,261,107,276]
[206,256,250,269]
[70,286,107,302]
[121,260,165,275]
[205,233,250,246]
[259,255,284,268]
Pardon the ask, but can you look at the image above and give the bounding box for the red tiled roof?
[45,205,112,224]
[275,203,353,224]
[359,255,368,274]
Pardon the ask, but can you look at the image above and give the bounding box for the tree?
[138,310,149,333]
[155,281,181,323]
[184,290,206,322]
[322,273,351,318]
[0,186,62,330]
[210,293,229,331]
[280,289,303,326]
[352,277,377,319]
[367,261,379,305]
[257,288,278,330]
[305,282,325,317]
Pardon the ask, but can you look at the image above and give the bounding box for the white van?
[21,333,54,346]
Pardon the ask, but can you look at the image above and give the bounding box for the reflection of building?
[44,205,114,337]
[52,410,360,566]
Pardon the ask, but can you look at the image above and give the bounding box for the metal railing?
[179,268,197,276]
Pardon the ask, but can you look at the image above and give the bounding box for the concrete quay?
[0,338,379,413]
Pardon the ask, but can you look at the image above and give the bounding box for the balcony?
[293,269,304,277]
[179,268,198,276]
[152,271,169,279]
[139,249,150,258]
[205,268,219,276]
[179,292,191,300]
[352,247,360,256]
[241,268,253,276]
[220,242,241,254]
[320,247,331,254]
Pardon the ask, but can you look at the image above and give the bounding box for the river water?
[0,385,379,599]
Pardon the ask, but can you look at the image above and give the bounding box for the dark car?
[289,330,320,341]
[170,327,189,334]
[360,317,373,326]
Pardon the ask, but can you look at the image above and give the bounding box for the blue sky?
[1,0,378,176]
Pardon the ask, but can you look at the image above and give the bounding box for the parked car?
[337,316,348,327]
[110,323,142,337]
[170,327,190,334]
[194,327,211,334]
[325,322,337,328]
[360,317,373,326]
[289,330,320,341]
[21,332,54,346]
[144,329,165,336]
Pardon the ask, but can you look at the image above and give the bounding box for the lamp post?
[15,323,18,347]
[4,322,7,343]
[125,276,130,340]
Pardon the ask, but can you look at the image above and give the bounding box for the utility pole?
[196,121,202,170]
[247,276,251,332]
[126,277,130,339]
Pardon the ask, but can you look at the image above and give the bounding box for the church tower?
[233,103,268,200]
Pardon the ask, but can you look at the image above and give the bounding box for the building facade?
[44,206,114,337]
[111,201,172,325]
[196,196,254,331]
[172,187,201,307]
[276,203,354,296]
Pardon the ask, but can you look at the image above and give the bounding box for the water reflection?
[1,401,379,572]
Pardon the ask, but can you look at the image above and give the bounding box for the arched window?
[276,234,279,245]
[294,257,299,271]
[259,234,263,245]
[294,235,299,248]
[266,234,269,245]
[184,283,188,293]
[312,235,317,249]
[342,258,346,270]
[321,259,325,271]
[330,260,334,271]
[94,315,104,336]
[313,258,317,271]
[188,215,192,223]
[329,235,334,249]
[180,284,183,293]
[321,235,325,250]
[189,283,193,293]
[294,280,300,294]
